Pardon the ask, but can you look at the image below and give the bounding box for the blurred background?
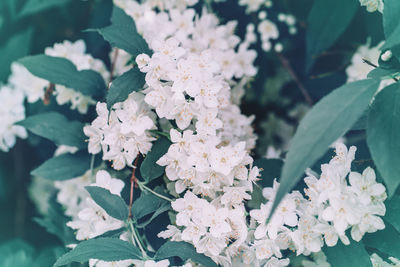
[0,0,384,265]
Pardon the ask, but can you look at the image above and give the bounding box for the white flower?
[349,167,386,205]
[0,85,27,152]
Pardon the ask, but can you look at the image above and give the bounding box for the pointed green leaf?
[31,152,91,180]
[363,222,400,259]
[107,68,145,109]
[97,6,151,57]
[367,83,400,196]
[385,194,400,233]
[306,0,358,71]
[323,240,372,267]
[272,79,380,216]
[140,137,171,182]
[54,238,142,266]
[155,241,217,267]
[19,55,106,98]
[383,0,400,60]
[18,112,86,149]
[85,186,128,221]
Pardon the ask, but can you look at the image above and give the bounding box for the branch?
[128,154,140,219]
[276,52,313,106]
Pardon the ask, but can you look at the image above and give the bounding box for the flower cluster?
[0,85,27,152]
[9,40,109,114]
[359,0,384,13]
[243,143,386,266]
[65,170,126,240]
[84,92,156,170]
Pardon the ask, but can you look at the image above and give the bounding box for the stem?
[128,155,141,219]
[43,83,55,105]
[138,182,173,202]
[276,52,313,106]
[109,48,119,84]
[90,154,95,179]
[128,220,147,258]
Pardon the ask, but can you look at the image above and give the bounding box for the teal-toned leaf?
[0,28,33,81]
[272,79,380,216]
[19,0,70,18]
[31,152,91,180]
[363,222,400,259]
[385,194,400,233]
[155,241,217,267]
[382,23,400,51]
[132,191,168,220]
[54,238,142,266]
[306,0,358,71]
[97,6,151,57]
[18,112,86,149]
[323,240,372,267]
[367,68,400,80]
[140,137,171,182]
[19,55,105,98]
[383,0,400,60]
[86,186,128,221]
[367,83,400,196]
[107,68,145,109]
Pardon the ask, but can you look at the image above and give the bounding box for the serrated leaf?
[31,152,91,180]
[305,0,358,72]
[367,83,400,196]
[155,241,217,267]
[19,55,105,98]
[323,240,372,267]
[53,238,142,266]
[272,79,380,217]
[85,186,128,221]
[140,137,171,182]
[18,0,70,18]
[363,222,400,259]
[18,112,86,149]
[107,68,145,109]
[97,6,151,57]
[0,28,33,81]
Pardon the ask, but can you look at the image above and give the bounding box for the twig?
[128,154,140,219]
[276,52,313,106]
[138,182,173,202]
[128,220,147,258]
[43,83,55,105]
[109,48,119,85]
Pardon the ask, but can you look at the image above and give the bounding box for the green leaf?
[85,186,128,221]
[323,240,372,267]
[31,152,91,180]
[18,112,86,149]
[383,0,400,60]
[272,79,380,216]
[155,241,217,267]
[385,194,400,233]
[132,192,168,220]
[0,28,33,81]
[53,238,142,266]
[18,0,70,18]
[140,137,171,182]
[382,23,400,51]
[107,68,145,109]
[305,0,358,71]
[363,222,400,259]
[18,55,106,98]
[367,68,400,80]
[97,6,151,57]
[367,83,400,196]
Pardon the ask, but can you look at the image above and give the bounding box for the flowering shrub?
[0,0,400,266]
